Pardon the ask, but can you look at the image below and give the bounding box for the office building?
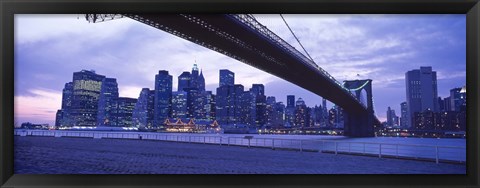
[110,97,137,127]
[405,66,438,128]
[219,69,234,87]
[97,78,119,127]
[154,70,173,129]
[177,72,191,92]
[449,86,466,112]
[132,88,155,129]
[171,91,188,119]
[69,70,105,127]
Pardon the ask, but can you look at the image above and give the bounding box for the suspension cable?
[279,14,315,62]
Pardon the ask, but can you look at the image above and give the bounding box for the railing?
[15,130,465,164]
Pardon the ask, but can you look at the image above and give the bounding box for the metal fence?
[14,130,465,164]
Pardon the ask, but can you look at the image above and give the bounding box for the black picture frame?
[1,0,479,187]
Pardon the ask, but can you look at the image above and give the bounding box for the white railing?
[14,130,465,164]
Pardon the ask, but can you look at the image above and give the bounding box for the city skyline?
[14,14,466,125]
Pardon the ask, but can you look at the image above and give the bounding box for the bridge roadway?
[86,14,379,136]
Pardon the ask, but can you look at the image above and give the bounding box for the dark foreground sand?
[14,136,466,174]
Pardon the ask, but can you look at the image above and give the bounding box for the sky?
[14,14,466,125]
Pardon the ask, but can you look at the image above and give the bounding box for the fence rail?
[14,130,465,164]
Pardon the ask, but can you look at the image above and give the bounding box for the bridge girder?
[86,14,379,137]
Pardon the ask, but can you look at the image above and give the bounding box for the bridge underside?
[116,14,376,137]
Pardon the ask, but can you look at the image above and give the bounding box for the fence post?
[248,139,251,148]
[379,144,382,158]
[300,140,303,152]
[396,145,399,158]
[176,135,179,142]
[335,142,338,155]
[272,139,275,150]
[219,137,222,146]
[203,136,206,144]
[363,143,366,155]
[320,141,324,153]
[435,146,439,164]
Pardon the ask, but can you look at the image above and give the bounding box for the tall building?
[69,70,105,127]
[438,97,446,112]
[204,91,216,120]
[154,70,172,129]
[287,95,295,108]
[132,88,155,129]
[177,72,191,92]
[450,86,466,112]
[294,98,309,128]
[443,96,452,112]
[386,106,399,127]
[405,66,438,128]
[61,82,74,110]
[171,91,188,119]
[265,96,275,127]
[328,107,337,128]
[110,97,137,127]
[273,102,286,129]
[219,69,234,87]
[97,78,119,127]
[250,84,267,127]
[311,105,324,127]
[189,64,205,91]
[233,85,249,124]
[216,85,235,124]
[198,70,206,92]
[193,91,208,119]
[56,82,74,127]
[400,102,408,128]
[285,95,295,127]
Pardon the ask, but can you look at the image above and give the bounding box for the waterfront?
[14,136,465,174]
[15,129,466,163]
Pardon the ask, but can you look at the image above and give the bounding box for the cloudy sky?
[14,14,466,125]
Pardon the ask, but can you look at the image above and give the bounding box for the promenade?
[14,136,465,174]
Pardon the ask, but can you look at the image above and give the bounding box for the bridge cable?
[279,14,315,62]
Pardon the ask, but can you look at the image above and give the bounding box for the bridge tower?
[342,79,375,137]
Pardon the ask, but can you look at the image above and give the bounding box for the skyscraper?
[449,86,466,112]
[171,91,188,119]
[154,70,172,129]
[287,95,295,108]
[386,106,399,127]
[110,97,137,127]
[198,70,206,92]
[97,77,119,127]
[56,82,74,127]
[294,98,309,128]
[405,66,438,128]
[219,69,234,87]
[273,102,285,129]
[61,82,74,110]
[177,72,191,92]
[132,88,155,129]
[250,84,266,127]
[204,91,216,120]
[285,95,295,127]
[190,64,200,89]
[69,70,105,127]
[400,102,408,128]
[216,85,235,124]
